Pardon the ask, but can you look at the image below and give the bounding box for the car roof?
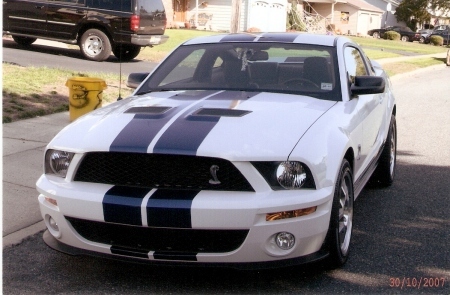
[181,32,351,47]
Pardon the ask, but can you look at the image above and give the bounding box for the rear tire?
[371,115,397,186]
[12,36,37,46]
[372,32,380,39]
[401,35,409,42]
[112,44,141,61]
[80,29,111,62]
[324,159,354,268]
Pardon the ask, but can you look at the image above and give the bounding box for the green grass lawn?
[350,36,448,55]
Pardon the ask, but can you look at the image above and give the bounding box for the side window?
[49,0,84,4]
[213,57,223,68]
[159,49,205,85]
[90,0,132,11]
[344,47,368,84]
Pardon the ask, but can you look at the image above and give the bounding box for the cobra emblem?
[209,165,221,185]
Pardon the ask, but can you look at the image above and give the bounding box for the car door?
[45,0,87,40]
[3,0,48,35]
[343,46,385,176]
[436,29,450,45]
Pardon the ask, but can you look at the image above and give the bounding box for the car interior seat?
[303,57,332,87]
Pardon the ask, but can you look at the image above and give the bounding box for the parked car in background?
[418,29,433,43]
[37,33,397,270]
[424,25,450,45]
[3,0,168,61]
[367,26,420,42]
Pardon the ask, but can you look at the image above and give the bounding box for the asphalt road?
[3,54,450,294]
[2,38,158,75]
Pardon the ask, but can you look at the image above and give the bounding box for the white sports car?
[37,33,397,269]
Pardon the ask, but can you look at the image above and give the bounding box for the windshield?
[138,42,341,101]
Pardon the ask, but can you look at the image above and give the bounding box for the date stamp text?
[389,277,446,289]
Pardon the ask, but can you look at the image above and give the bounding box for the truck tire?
[80,29,112,62]
[12,36,37,46]
[112,44,141,61]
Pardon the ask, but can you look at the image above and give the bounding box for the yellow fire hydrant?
[66,77,107,122]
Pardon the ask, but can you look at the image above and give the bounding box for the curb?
[3,221,46,249]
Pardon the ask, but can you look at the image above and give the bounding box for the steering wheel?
[282,78,320,89]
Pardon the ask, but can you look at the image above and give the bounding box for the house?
[163,0,387,35]
[364,0,402,27]
[166,0,288,32]
[301,0,383,35]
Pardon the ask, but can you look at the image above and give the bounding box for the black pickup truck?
[3,0,168,61]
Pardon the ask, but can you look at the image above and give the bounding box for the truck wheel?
[80,29,111,62]
[112,44,141,61]
[12,36,37,46]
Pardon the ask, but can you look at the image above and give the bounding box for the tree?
[230,0,241,33]
[395,0,450,30]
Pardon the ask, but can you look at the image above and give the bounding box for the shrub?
[429,35,444,46]
[384,31,401,41]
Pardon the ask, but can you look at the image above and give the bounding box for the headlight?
[45,149,74,178]
[252,161,316,190]
[276,161,306,189]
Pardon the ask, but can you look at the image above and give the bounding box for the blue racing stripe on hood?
[109,91,217,153]
[153,91,259,155]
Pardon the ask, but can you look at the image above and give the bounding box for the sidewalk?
[3,112,70,247]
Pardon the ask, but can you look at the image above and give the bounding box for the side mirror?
[127,72,149,89]
[351,76,385,95]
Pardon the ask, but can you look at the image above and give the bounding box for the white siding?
[186,0,248,31]
[333,4,358,35]
[247,0,287,32]
[185,0,287,32]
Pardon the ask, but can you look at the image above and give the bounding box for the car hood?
[50,90,337,161]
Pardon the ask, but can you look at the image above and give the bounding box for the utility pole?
[230,0,241,33]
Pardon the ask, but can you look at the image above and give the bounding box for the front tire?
[12,36,37,46]
[80,29,112,62]
[112,44,141,61]
[372,32,380,39]
[324,159,354,268]
[372,115,397,186]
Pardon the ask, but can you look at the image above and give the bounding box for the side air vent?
[125,106,172,114]
[193,108,251,117]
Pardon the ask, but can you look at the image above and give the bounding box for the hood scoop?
[125,106,172,115]
[193,108,251,117]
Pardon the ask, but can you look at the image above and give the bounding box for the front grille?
[74,152,254,191]
[66,217,249,253]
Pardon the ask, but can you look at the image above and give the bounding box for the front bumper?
[37,174,334,268]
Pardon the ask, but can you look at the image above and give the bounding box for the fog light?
[49,216,58,231]
[45,214,61,238]
[275,232,295,250]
